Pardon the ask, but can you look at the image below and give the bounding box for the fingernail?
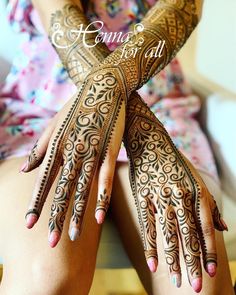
[191,277,202,293]
[26,214,38,229]
[69,227,79,241]
[171,273,181,288]
[20,161,28,173]
[95,210,106,224]
[147,257,158,273]
[48,231,60,248]
[220,218,228,231]
[206,262,217,277]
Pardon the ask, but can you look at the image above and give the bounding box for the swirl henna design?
[25,68,126,242]
[24,2,227,288]
[25,0,198,172]
[123,93,227,290]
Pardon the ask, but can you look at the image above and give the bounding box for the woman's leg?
[111,162,234,295]
[0,156,101,295]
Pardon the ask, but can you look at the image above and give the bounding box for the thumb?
[20,116,58,173]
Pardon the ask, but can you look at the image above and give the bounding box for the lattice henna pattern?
[25,1,226,281]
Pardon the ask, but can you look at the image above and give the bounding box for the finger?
[209,194,228,231]
[20,116,58,172]
[95,150,116,224]
[48,134,81,248]
[25,133,62,229]
[142,200,158,273]
[173,188,202,293]
[157,203,181,288]
[197,188,218,278]
[68,156,97,241]
[134,186,158,273]
[95,99,126,224]
[24,96,78,229]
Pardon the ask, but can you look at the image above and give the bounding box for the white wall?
[0,1,23,81]
[178,0,236,98]
[197,0,236,94]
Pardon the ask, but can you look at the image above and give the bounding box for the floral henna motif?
[96,189,110,213]
[26,69,126,236]
[123,93,222,279]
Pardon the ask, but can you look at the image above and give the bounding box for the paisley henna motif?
[123,93,225,280]
[26,69,126,237]
[26,1,226,285]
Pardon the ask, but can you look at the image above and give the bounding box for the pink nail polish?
[20,162,28,173]
[49,231,60,248]
[206,262,217,277]
[95,210,105,224]
[191,277,202,293]
[26,214,38,229]
[147,257,158,273]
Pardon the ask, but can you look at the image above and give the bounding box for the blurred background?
[0,0,236,294]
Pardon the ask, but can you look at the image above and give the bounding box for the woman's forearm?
[97,0,202,93]
[31,0,83,31]
[33,0,203,91]
[32,0,108,86]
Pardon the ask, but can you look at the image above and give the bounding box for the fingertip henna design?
[22,141,42,172]
[96,188,110,213]
[124,93,204,280]
[45,2,214,279]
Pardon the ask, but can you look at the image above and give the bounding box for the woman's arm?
[24,1,227,293]
[31,0,83,30]
[33,0,203,93]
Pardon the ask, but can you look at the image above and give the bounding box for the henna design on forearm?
[49,4,109,87]
[50,1,198,95]
[26,1,226,282]
[98,0,198,93]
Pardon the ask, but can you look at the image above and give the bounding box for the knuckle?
[101,176,113,188]
[202,223,215,237]
[172,185,187,198]
[105,147,117,162]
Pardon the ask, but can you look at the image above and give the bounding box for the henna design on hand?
[26,69,126,240]
[123,92,226,286]
[25,2,227,288]
[96,189,110,214]
[21,140,42,172]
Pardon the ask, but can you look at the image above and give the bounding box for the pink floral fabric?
[0,0,219,182]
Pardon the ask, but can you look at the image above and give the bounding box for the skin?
[21,0,228,292]
[0,0,233,294]
[0,158,234,295]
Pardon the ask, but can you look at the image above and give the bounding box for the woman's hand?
[22,68,126,247]
[123,93,227,292]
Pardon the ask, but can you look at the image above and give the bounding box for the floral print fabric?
[0,0,218,182]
